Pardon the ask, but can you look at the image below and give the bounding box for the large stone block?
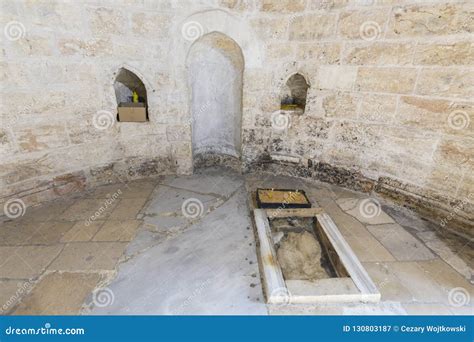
[1,62,32,88]
[388,4,474,37]
[289,116,332,140]
[166,125,191,142]
[397,96,474,136]
[318,66,357,90]
[414,41,474,66]
[265,42,295,60]
[358,94,397,123]
[5,35,54,57]
[423,166,464,197]
[364,150,431,185]
[355,67,416,94]
[381,126,438,163]
[12,272,102,315]
[67,116,117,145]
[330,122,380,150]
[416,68,474,99]
[251,18,288,40]
[218,0,254,11]
[132,13,170,38]
[2,90,66,117]
[25,1,84,32]
[87,6,125,36]
[289,14,336,40]
[338,9,388,40]
[297,42,340,64]
[433,138,473,172]
[308,0,349,10]
[15,123,69,153]
[322,92,358,119]
[259,0,306,12]
[343,42,414,65]
[58,38,113,57]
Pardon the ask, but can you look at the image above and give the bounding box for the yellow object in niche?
[132,90,139,103]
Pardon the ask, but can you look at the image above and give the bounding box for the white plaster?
[188,32,244,157]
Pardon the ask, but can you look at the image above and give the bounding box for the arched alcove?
[281,73,309,114]
[114,68,148,121]
[187,32,244,161]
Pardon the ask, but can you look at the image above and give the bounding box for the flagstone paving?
[0,168,472,315]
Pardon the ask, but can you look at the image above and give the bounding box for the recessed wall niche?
[114,68,148,122]
[280,73,309,114]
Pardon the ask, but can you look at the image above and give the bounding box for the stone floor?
[0,168,472,315]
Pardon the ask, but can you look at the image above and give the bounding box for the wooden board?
[265,207,324,218]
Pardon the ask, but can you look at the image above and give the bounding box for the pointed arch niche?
[280,73,310,114]
[114,67,148,121]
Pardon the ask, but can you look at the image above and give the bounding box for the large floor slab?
[88,173,266,315]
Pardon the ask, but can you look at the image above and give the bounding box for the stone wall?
[1,0,472,233]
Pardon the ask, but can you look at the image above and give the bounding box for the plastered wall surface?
[0,0,472,233]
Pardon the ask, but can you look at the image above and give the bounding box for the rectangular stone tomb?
[253,208,380,304]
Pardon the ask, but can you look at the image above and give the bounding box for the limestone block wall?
[0,0,472,233]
